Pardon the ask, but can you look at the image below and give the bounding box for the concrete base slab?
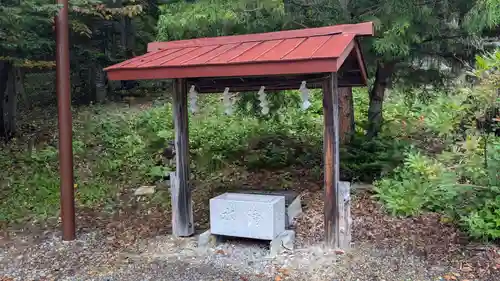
[197,230,225,248]
[270,230,295,257]
[198,229,296,259]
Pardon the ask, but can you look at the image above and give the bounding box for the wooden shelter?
[104,22,374,248]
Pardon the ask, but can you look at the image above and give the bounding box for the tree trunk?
[0,61,16,141]
[284,0,293,13]
[366,62,396,139]
[147,0,159,19]
[87,65,96,104]
[0,61,10,138]
[125,16,135,53]
[7,65,17,136]
[15,67,27,108]
[95,63,107,103]
[339,87,355,144]
[0,62,8,139]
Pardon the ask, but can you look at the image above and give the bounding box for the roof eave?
[106,58,340,81]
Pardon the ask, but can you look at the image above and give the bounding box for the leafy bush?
[337,135,406,182]
[374,50,500,240]
[0,93,325,222]
[374,150,449,216]
[2,81,413,223]
[374,140,500,240]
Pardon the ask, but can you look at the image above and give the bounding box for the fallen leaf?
[461,266,473,272]
[334,249,345,255]
[239,276,248,281]
[440,216,452,223]
[215,249,225,255]
[277,268,289,276]
[274,276,282,281]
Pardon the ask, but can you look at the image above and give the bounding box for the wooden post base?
[338,181,352,249]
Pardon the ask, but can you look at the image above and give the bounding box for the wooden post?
[171,79,194,237]
[322,73,340,248]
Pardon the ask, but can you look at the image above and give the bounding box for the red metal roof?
[105,22,373,81]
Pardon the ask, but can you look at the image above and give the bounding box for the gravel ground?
[0,227,473,281]
[1,184,499,281]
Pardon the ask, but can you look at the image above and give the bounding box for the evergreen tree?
[290,0,500,137]
[156,0,500,137]
[0,0,147,140]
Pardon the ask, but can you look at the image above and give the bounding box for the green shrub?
[374,150,449,215]
[340,134,410,182]
[374,50,500,240]
[374,141,500,240]
[463,195,500,239]
[0,93,326,222]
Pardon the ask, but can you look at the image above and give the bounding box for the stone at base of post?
[339,181,352,249]
[197,230,225,249]
[270,230,295,257]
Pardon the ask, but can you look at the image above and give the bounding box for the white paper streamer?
[222,87,234,115]
[299,81,311,110]
[257,86,269,115]
[188,85,198,113]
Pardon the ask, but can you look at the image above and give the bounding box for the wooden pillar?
[171,78,194,237]
[322,73,340,248]
[339,87,355,144]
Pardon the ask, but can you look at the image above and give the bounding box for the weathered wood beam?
[187,72,363,94]
[188,74,327,93]
[171,78,194,237]
[192,82,323,93]
[322,73,341,248]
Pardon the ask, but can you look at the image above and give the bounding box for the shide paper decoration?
[222,87,234,115]
[217,81,313,115]
[299,81,311,110]
[188,85,198,113]
[257,86,269,115]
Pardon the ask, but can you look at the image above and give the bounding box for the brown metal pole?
[56,0,76,241]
